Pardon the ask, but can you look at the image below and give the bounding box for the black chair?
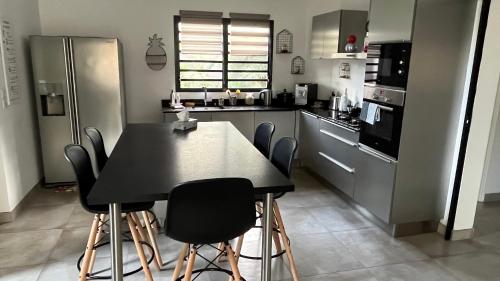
[235,137,299,281]
[64,144,156,281]
[167,178,256,281]
[254,122,275,158]
[84,127,163,268]
[83,127,108,173]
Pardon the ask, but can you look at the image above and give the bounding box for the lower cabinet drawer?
[317,151,355,198]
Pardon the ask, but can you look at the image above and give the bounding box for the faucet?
[203,87,208,107]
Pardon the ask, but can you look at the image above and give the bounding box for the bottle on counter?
[339,88,350,112]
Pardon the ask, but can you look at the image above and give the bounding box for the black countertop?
[87,122,294,205]
[161,99,359,132]
[163,105,297,113]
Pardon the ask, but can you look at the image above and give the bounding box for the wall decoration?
[340,62,351,79]
[276,29,293,54]
[0,18,19,107]
[291,56,305,75]
[146,34,167,70]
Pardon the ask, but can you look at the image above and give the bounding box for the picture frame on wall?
[0,18,20,108]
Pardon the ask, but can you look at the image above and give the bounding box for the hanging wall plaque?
[276,29,293,54]
[291,56,305,74]
[146,34,167,70]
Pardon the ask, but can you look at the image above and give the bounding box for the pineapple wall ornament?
[146,34,167,70]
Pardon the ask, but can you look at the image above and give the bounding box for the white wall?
[0,0,42,213]
[38,0,315,123]
[481,80,500,197]
[37,0,370,122]
[453,0,500,230]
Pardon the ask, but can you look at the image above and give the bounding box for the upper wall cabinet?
[311,10,368,60]
[368,0,416,43]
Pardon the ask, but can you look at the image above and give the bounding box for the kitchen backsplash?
[331,59,366,107]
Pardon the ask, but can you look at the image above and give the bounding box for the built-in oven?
[365,42,412,89]
[359,85,405,159]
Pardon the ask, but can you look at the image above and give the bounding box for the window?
[174,15,273,92]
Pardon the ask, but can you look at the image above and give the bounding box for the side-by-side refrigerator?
[30,36,126,184]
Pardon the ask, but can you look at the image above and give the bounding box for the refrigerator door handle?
[68,38,81,144]
[63,38,76,144]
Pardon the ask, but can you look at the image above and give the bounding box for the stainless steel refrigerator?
[30,36,126,184]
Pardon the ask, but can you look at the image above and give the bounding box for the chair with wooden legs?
[167,178,256,281]
[64,144,157,281]
[254,122,275,158]
[234,137,299,281]
[84,127,163,268]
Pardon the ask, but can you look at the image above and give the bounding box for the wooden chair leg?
[142,211,164,268]
[131,212,161,270]
[274,202,299,281]
[78,214,100,281]
[126,214,154,281]
[184,246,197,281]
[88,214,106,275]
[225,243,242,281]
[234,234,244,262]
[171,243,189,281]
[217,242,227,262]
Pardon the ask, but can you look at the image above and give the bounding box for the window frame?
[174,15,274,92]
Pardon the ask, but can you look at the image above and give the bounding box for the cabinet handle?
[318,152,355,174]
[320,129,358,147]
[358,145,395,164]
[321,119,357,133]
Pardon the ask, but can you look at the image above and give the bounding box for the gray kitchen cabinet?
[299,111,320,169]
[255,111,296,155]
[164,112,212,123]
[354,144,397,223]
[311,10,368,59]
[317,119,359,197]
[368,0,416,43]
[212,112,255,142]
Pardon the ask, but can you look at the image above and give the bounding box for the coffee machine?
[294,83,318,106]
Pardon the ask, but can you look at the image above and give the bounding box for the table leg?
[109,203,123,281]
[261,193,274,281]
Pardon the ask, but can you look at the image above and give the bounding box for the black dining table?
[87,122,295,281]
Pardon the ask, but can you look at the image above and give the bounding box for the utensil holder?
[229,96,238,106]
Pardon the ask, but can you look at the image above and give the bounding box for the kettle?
[259,89,272,106]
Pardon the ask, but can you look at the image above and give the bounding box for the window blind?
[229,20,270,56]
[179,17,223,55]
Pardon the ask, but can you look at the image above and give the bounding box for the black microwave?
[365,43,412,90]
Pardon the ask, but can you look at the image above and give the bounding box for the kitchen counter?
[163,105,296,113]
[301,108,361,132]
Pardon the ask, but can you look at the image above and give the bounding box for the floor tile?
[0,265,43,281]
[435,249,500,281]
[64,205,94,229]
[0,229,62,268]
[288,232,363,277]
[278,190,348,209]
[401,232,485,258]
[22,185,77,208]
[0,204,75,233]
[277,207,329,235]
[308,205,374,232]
[333,228,429,267]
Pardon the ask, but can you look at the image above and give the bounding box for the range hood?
[311,10,368,60]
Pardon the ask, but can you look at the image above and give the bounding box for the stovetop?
[305,108,361,131]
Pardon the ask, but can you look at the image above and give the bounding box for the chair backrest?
[254,122,275,158]
[84,127,108,173]
[271,137,298,178]
[64,144,96,212]
[165,178,256,245]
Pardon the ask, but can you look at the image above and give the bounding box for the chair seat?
[85,201,155,214]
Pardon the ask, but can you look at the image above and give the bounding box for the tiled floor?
[1,168,500,280]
